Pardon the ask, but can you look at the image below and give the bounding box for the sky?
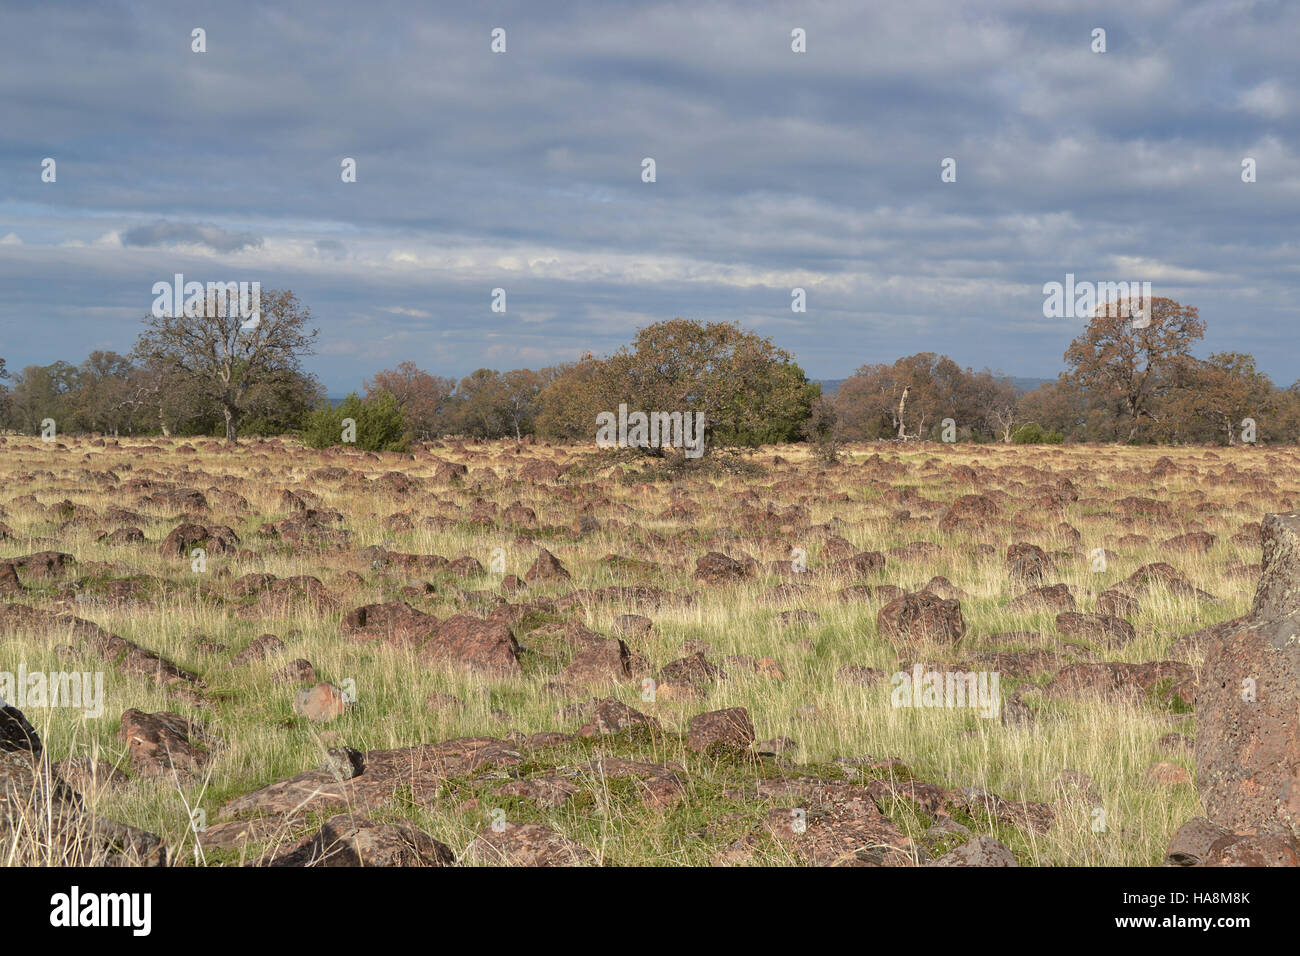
[1,0,1297,394]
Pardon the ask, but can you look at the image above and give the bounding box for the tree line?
[1,291,1296,448]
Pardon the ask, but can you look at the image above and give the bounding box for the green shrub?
[301,391,408,451]
[1010,422,1064,444]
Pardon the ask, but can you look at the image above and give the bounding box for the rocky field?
[1,435,1297,867]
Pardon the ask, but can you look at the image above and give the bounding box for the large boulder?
[118,709,213,778]
[1196,511,1300,838]
[467,822,594,866]
[269,815,455,867]
[1006,543,1052,585]
[525,548,570,584]
[694,551,754,585]
[687,707,755,753]
[877,591,965,647]
[342,601,438,647]
[417,614,522,675]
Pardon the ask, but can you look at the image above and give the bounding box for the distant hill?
[1007,376,1054,394]
[817,376,1053,397]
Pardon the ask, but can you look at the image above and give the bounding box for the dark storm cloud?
[122,221,264,253]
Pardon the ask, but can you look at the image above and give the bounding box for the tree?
[1015,377,1095,442]
[802,394,840,462]
[535,353,610,441]
[834,353,1005,441]
[957,368,1019,442]
[1064,297,1205,442]
[0,357,9,429]
[1160,352,1275,444]
[499,368,545,440]
[301,391,407,451]
[133,288,317,441]
[124,351,219,437]
[608,318,818,448]
[365,361,456,440]
[68,351,138,435]
[445,368,510,438]
[237,367,325,437]
[6,362,77,435]
[1271,382,1300,444]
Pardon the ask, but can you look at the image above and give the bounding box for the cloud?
[1238,80,1289,119]
[121,221,264,253]
[312,238,347,259]
[1,0,1298,393]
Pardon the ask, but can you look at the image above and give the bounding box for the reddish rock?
[1196,511,1300,836]
[560,636,635,687]
[1006,543,1052,585]
[5,551,75,579]
[574,697,661,737]
[1045,660,1194,706]
[1007,584,1074,614]
[1162,532,1216,554]
[835,665,886,687]
[613,614,653,638]
[0,563,21,595]
[937,495,999,532]
[1096,587,1140,619]
[518,460,563,483]
[418,614,522,675]
[657,652,725,691]
[831,551,886,577]
[687,707,755,753]
[1144,761,1192,787]
[1055,612,1135,648]
[119,709,212,777]
[525,548,570,583]
[232,633,285,665]
[694,551,754,584]
[274,659,317,684]
[342,601,437,647]
[876,591,965,647]
[467,822,594,866]
[293,682,349,723]
[821,535,858,562]
[931,835,1018,867]
[270,815,455,867]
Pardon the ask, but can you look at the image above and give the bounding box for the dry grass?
[0,435,1289,865]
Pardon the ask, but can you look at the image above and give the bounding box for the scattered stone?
[525,548,570,584]
[293,683,349,723]
[877,591,965,646]
[118,709,212,778]
[930,835,1018,867]
[271,815,455,867]
[467,822,594,866]
[687,707,755,753]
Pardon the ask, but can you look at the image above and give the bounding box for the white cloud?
[1239,80,1288,119]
